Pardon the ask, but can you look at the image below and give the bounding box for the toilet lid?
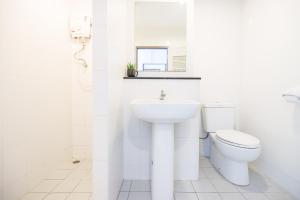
[216,130,260,149]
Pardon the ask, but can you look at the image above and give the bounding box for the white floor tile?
[66,193,91,200]
[74,180,93,193]
[203,168,222,179]
[128,192,151,200]
[58,161,79,170]
[53,179,81,192]
[198,168,207,178]
[197,193,222,200]
[248,170,268,185]
[192,179,216,192]
[175,193,198,200]
[117,192,129,200]
[264,184,285,193]
[174,181,194,193]
[78,160,93,170]
[238,179,283,193]
[21,193,48,200]
[210,179,239,193]
[32,180,61,192]
[68,170,92,180]
[199,158,212,167]
[265,193,295,200]
[238,183,268,193]
[47,170,71,180]
[44,193,69,200]
[219,193,245,200]
[121,180,132,192]
[242,193,268,200]
[89,194,94,200]
[131,180,151,192]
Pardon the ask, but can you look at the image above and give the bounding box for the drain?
[73,160,80,164]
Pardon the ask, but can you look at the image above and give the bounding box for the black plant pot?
[127,69,138,77]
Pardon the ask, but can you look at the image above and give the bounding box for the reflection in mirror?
[135,2,187,72]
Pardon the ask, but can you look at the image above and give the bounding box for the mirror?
[135,1,187,72]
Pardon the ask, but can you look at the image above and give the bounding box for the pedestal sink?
[131,99,200,200]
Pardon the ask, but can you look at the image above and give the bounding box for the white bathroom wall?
[0,0,73,199]
[193,0,242,154]
[193,0,242,106]
[240,0,300,198]
[70,0,93,160]
[92,0,128,199]
[123,80,201,180]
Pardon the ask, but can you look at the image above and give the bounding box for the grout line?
[72,179,85,193]
[240,193,250,200]
[63,193,70,200]
[125,191,130,200]
[116,180,124,200]
[48,180,64,193]
[22,161,93,200]
[41,193,49,200]
[190,180,200,200]
[126,180,133,200]
[129,180,133,192]
[190,180,197,193]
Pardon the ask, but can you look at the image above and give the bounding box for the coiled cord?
[73,38,88,68]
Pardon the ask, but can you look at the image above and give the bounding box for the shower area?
[0,0,93,199]
[0,0,127,199]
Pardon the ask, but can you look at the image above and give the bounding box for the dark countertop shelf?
[123,77,201,80]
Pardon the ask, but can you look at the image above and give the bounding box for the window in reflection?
[137,47,168,71]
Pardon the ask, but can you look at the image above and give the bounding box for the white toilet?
[202,103,261,186]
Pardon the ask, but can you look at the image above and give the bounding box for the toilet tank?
[202,102,235,133]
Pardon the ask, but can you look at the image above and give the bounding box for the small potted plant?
[127,62,138,77]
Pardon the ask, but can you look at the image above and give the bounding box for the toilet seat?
[216,130,260,149]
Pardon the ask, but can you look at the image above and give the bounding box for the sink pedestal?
[131,98,200,200]
[152,123,174,200]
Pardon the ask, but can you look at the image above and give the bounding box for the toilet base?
[210,145,249,186]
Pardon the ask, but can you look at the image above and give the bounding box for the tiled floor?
[21,160,93,200]
[117,156,296,200]
[21,157,297,200]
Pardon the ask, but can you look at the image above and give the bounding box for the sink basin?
[131,99,200,123]
[131,98,200,200]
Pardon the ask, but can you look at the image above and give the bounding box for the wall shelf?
[123,77,201,80]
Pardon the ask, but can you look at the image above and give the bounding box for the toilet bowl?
[201,103,261,186]
[209,130,261,185]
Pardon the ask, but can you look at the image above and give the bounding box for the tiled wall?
[92,0,128,199]
[123,80,201,180]
[70,0,93,161]
[0,0,73,199]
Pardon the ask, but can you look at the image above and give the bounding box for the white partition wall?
[92,0,128,199]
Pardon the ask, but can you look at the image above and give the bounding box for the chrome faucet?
[160,90,166,100]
